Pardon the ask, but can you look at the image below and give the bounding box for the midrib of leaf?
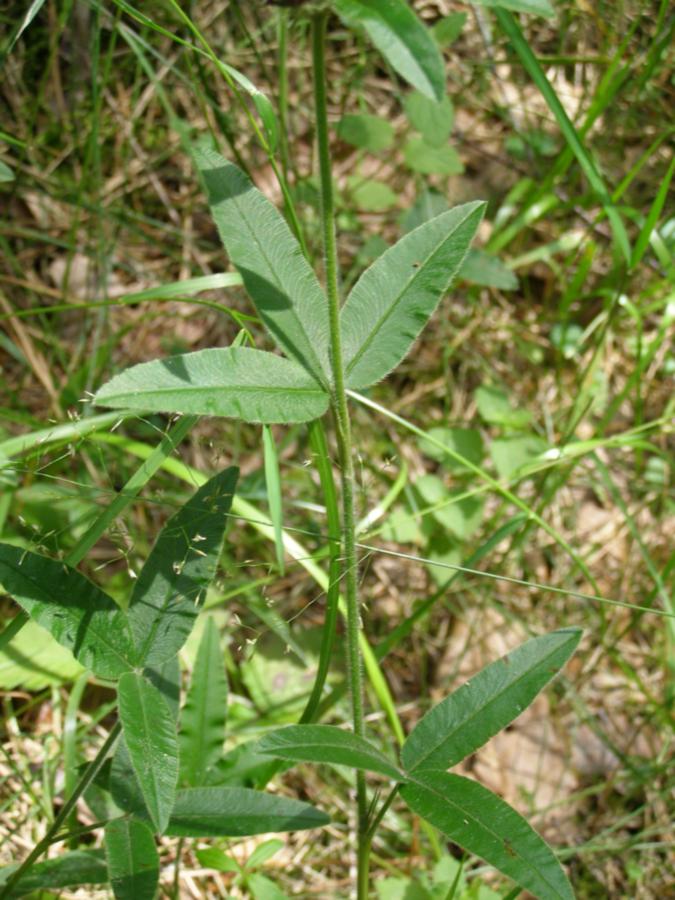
[227,187,329,388]
[407,640,570,772]
[133,577,191,666]
[407,775,566,898]
[345,206,479,381]
[108,384,325,398]
[1,558,134,671]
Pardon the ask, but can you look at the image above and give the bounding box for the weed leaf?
[400,771,573,899]
[401,628,581,773]
[165,786,329,837]
[191,144,332,384]
[117,672,179,833]
[333,0,445,101]
[94,347,330,424]
[0,544,134,680]
[341,203,485,388]
[104,818,159,900]
[0,851,107,897]
[126,467,238,668]
[179,617,228,786]
[258,725,405,781]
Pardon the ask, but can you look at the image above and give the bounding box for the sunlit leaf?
[94,348,330,425]
[402,628,581,773]
[401,771,573,899]
[191,144,331,384]
[341,203,485,388]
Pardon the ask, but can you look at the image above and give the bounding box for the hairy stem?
[312,12,369,896]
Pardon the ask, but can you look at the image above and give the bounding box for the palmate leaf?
[340,203,485,389]
[179,617,228,787]
[117,672,179,834]
[402,628,581,773]
[333,0,445,102]
[126,467,237,669]
[165,786,329,837]
[0,544,134,680]
[400,771,573,900]
[258,725,405,781]
[94,348,330,425]
[104,818,159,900]
[191,144,332,385]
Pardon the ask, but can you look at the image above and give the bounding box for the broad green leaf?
[104,818,159,900]
[94,348,330,425]
[126,467,237,668]
[0,543,134,680]
[0,619,83,689]
[117,672,179,833]
[337,113,394,151]
[0,160,14,182]
[474,385,532,429]
[432,12,467,46]
[400,771,573,899]
[404,138,464,175]
[165,786,329,837]
[347,176,398,212]
[110,737,148,820]
[179,617,228,786]
[191,144,331,384]
[0,850,107,897]
[490,435,547,479]
[401,628,581,773]
[258,725,405,781]
[404,92,454,147]
[263,426,285,574]
[333,0,446,101]
[474,0,555,19]
[341,203,485,389]
[460,249,519,290]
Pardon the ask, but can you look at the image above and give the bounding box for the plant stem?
[0,721,122,899]
[311,12,369,896]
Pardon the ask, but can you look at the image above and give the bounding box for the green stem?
[311,12,368,896]
[0,721,122,899]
